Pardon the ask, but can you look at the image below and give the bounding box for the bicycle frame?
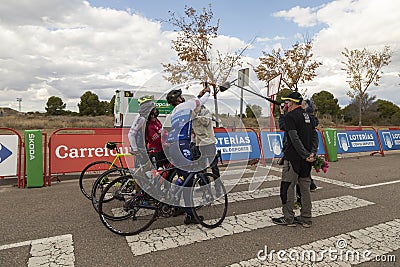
[121,160,209,208]
[110,152,131,169]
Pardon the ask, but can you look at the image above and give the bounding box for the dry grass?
[1,113,340,136]
[0,114,114,136]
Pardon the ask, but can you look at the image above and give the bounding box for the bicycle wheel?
[79,161,117,199]
[91,167,129,213]
[191,173,228,228]
[98,175,157,236]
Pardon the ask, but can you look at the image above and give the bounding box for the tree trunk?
[358,96,362,126]
[213,87,219,127]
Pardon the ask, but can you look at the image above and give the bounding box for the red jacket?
[147,119,164,153]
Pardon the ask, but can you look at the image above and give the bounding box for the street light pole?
[16,98,22,113]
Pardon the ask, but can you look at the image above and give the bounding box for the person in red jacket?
[146,107,169,168]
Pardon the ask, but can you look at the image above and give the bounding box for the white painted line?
[0,240,32,251]
[0,234,75,267]
[221,169,255,176]
[265,166,360,188]
[225,175,281,186]
[262,165,400,190]
[229,219,400,266]
[229,186,280,202]
[356,179,400,189]
[125,196,374,256]
[312,175,360,189]
[112,186,282,217]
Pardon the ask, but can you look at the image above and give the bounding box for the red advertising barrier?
[48,128,132,185]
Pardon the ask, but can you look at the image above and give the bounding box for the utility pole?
[16,98,22,112]
[238,68,249,128]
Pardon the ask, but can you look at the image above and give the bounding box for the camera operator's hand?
[280,105,285,115]
[199,83,211,97]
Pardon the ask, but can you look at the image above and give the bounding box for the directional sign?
[0,142,12,163]
[0,135,18,176]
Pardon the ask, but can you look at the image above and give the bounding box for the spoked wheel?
[191,173,228,228]
[98,175,158,236]
[91,167,130,213]
[79,161,117,199]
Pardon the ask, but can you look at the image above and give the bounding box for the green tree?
[99,101,111,116]
[341,46,392,125]
[341,103,358,125]
[375,99,400,119]
[392,110,400,125]
[311,91,340,116]
[351,93,376,113]
[78,91,103,116]
[162,5,248,126]
[45,96,66,115]
[254,39,322,92]
[342,94,378,125]
[245,104,262,118]
[109,95,115,115]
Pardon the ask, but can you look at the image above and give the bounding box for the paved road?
[0,153,399,266]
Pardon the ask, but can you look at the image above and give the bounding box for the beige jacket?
[192,105,216,146]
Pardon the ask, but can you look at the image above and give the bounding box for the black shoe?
[184,215,203,225]
[293,216,312,228]
[310,185,318,192]
[271,217,296,227]
[172,208,185,217]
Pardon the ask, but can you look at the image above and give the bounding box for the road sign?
[0,135,18,176]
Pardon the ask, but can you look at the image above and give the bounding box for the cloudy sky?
[1,0,399,114]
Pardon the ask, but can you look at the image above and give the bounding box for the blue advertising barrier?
[336,130,381,154]
[215,131,261,161]
[378,129,400,151]
[259,130,326,159]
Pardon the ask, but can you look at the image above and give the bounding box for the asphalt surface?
[0,153,399,266]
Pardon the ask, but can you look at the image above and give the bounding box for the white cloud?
[300,0,400,106]
[1,0,399,114]
[273,6,319,27]
[0,0,174,111]
[255,37,271,43]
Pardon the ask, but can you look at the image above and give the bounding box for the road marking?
[229,219,400,266]
[356,180,400,189]
[263,166,400,190]
[125,196,374,256]
[0,234,75,267]
[221,169,255,176]
[225,175,281,186]
[312,175,360,189]
[112,186,282,217]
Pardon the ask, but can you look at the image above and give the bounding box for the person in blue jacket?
[165,84,211,224]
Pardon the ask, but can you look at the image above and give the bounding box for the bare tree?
[162,5,248,126]
[341,46,391,126]
[254,39,322,92]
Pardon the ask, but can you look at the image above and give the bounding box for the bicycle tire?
[91,167,129,213]
[98,175,157,236]
[79,161,117,200]
[191,173,228,228]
